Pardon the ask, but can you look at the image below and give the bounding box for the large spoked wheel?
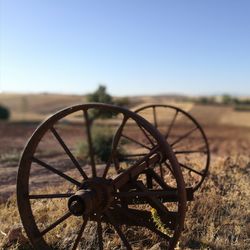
[17,103,186,250]
[135,104,210,192]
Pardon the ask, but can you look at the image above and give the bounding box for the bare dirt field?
[0,97,249,249]
[1,120,249,203]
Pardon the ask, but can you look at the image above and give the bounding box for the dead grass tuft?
[0,156,249,249]
[181,156,250,249]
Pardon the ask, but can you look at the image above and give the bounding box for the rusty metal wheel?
[17,103,186,250]
[134,104,210,193]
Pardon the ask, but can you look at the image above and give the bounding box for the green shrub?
[0,105,10,120]
[76,126,114,163]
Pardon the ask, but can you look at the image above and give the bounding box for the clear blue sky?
[0,0,250,96]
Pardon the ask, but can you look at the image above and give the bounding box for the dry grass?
[1,98,250,249]
[190,104,250,128]
[181,155,250,249]
[0,93,85,121]
[220,110,250,128]
[0,155,249,249]
[0,93,193,122]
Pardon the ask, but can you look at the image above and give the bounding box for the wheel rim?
[17,103,186,249]
[135,104,210,192]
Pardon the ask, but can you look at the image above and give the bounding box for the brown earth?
[0,104,249,202]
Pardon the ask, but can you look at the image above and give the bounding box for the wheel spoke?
[170,126,198,147]
[32,157,81,187]
[72,218,88,250]
[50,127,88,180]
[144,168,172,190]
[102,156,113,179]
[165,110,179,139]
[164,161,175,177]
[159,163,164,179]
[102,115,128,178]
[40,211,71,236]
[83,109,96,177]
[153,106,158,128]
[97,216,103,250]
[174,149,207,155]
[119,153,147,159]
[137,121,155,147]
[102,156,112,178]
[121,134,151,150]
[29,193,73,199]
[179,162,203,176]
[146,166,153,189]
[105,210,132,250]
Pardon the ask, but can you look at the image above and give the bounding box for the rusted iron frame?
[100,206,175,236]
[114,188,194,203]
[112,146,162,190]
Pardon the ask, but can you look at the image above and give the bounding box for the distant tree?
[198,97,210,104]
[222,94,233,105]
[197,97,216,105]
[87,85,113,104]
[0,105,10,120]
[86,85,114,122]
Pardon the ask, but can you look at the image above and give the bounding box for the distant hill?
[1,93,249,128]
[0,92,192,121]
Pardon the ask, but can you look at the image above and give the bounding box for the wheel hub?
[68,177,114,216]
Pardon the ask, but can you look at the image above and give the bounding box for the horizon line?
[0,90,250,98]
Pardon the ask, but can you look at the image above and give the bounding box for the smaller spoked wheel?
[17,103,186,250]
[135,104,210,192]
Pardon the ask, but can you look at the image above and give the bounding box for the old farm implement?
[17,103,210,250]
